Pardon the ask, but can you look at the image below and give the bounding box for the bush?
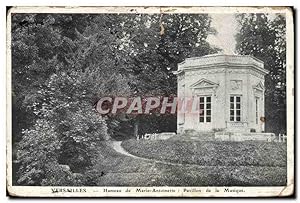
[41,163,81,186]
[16,105,109,185]
[17,119,61,185]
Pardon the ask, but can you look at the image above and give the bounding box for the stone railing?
[273,133,287,143]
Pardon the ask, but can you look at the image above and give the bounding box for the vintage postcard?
[6,6,294,197]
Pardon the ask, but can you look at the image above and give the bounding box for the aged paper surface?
[6,6,294,197]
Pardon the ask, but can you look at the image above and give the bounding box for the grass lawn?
[91,140,287,186]
[121,140,287,167]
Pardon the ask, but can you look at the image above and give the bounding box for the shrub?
[17,119,61,185]
[16,105,109,185]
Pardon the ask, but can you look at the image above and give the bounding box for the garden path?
[108,141,193,167]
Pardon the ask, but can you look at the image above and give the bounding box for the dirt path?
[108,141,205,167]
[108,141,144,159]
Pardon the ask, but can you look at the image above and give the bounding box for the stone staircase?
[169,129,215,141]
[168,130,276,142]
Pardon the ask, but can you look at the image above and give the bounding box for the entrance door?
[199,96,212,131]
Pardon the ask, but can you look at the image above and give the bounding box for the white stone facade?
[174,54,269,133]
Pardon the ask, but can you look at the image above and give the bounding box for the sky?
[207,14,238,55]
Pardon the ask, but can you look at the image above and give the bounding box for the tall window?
[199,96,211,123]
[255,97,259,124]
[230,96,241,122]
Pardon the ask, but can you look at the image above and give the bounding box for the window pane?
[236,110,241,116]
[199,96,213,123]
[230,116,234,121]
[206,117,211,122]
[230,110,234,115]
[199,109,204,115]
[230,97,234,102]
[236,116,241,121]
[236,97,240,102]
[230,103,234,109]
[236,103,241,109]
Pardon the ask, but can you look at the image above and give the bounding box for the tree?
[105,13,220,136]
[13,14,132,185]
[12,14,95,143]
[235,13,286,134]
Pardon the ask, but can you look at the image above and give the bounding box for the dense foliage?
[235,14,287,134]
[12,13,218,185]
